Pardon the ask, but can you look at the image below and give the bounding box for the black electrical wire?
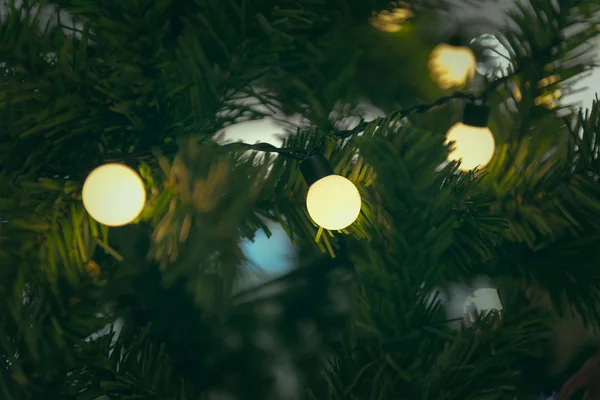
[103,66,525,164]
[222,142,313,160]
[335,67,523,140]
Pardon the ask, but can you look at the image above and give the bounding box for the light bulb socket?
[300,153,334,187]
[462,103,490,127]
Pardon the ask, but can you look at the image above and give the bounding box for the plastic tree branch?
[103,66,524,164]
[96,19,567,170]
[335,66,523,140]
[222,141,315,159]
[103,141,315,163]
[334,91,477,140]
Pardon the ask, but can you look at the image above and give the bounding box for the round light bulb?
[306,175,361,230]
[471,288,503,313]
[446,122,495,171]
[82,163,146,226]
[428,43,476,89]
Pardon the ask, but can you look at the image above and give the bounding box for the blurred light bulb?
[535,88,562,109]
[370,6,414,33]
[306,175,361,230]
[471,288,503,313]
[83,163,146,226]
[446,123,495,171]
[428,43,476,89]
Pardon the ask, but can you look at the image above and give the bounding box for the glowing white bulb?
[471,288,503,313]
[82,163,146,227]
[446,122,495,171]
[428,43,477,89]
[306,175,361,230]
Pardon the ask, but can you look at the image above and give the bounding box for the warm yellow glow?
[538,74,560,88]
[306,175,361,230]
[534,88,562,109]
[428,43,476,89]
[511,83,522,102]
[535,74,562,109]
[446,123,495,171]
[370,6,414,33]
[82,163,146,226]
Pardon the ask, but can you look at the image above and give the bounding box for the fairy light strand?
[102,66,529,163]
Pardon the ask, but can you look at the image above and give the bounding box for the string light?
[428,38,477,89]
[370,2,414,33]
[300,153,361,231]
[93,53,547,236]
[446,103,495,171]
[82,163,146,226]
[470,288,503,314]
[463,287,503,329]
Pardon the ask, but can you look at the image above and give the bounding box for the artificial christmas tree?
[2,0,600,399]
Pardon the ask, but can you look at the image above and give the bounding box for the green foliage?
[2,0,600,398]
[473,0,600,331]
[303,126,550,399]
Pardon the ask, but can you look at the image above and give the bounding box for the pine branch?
[100,66,531,166]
